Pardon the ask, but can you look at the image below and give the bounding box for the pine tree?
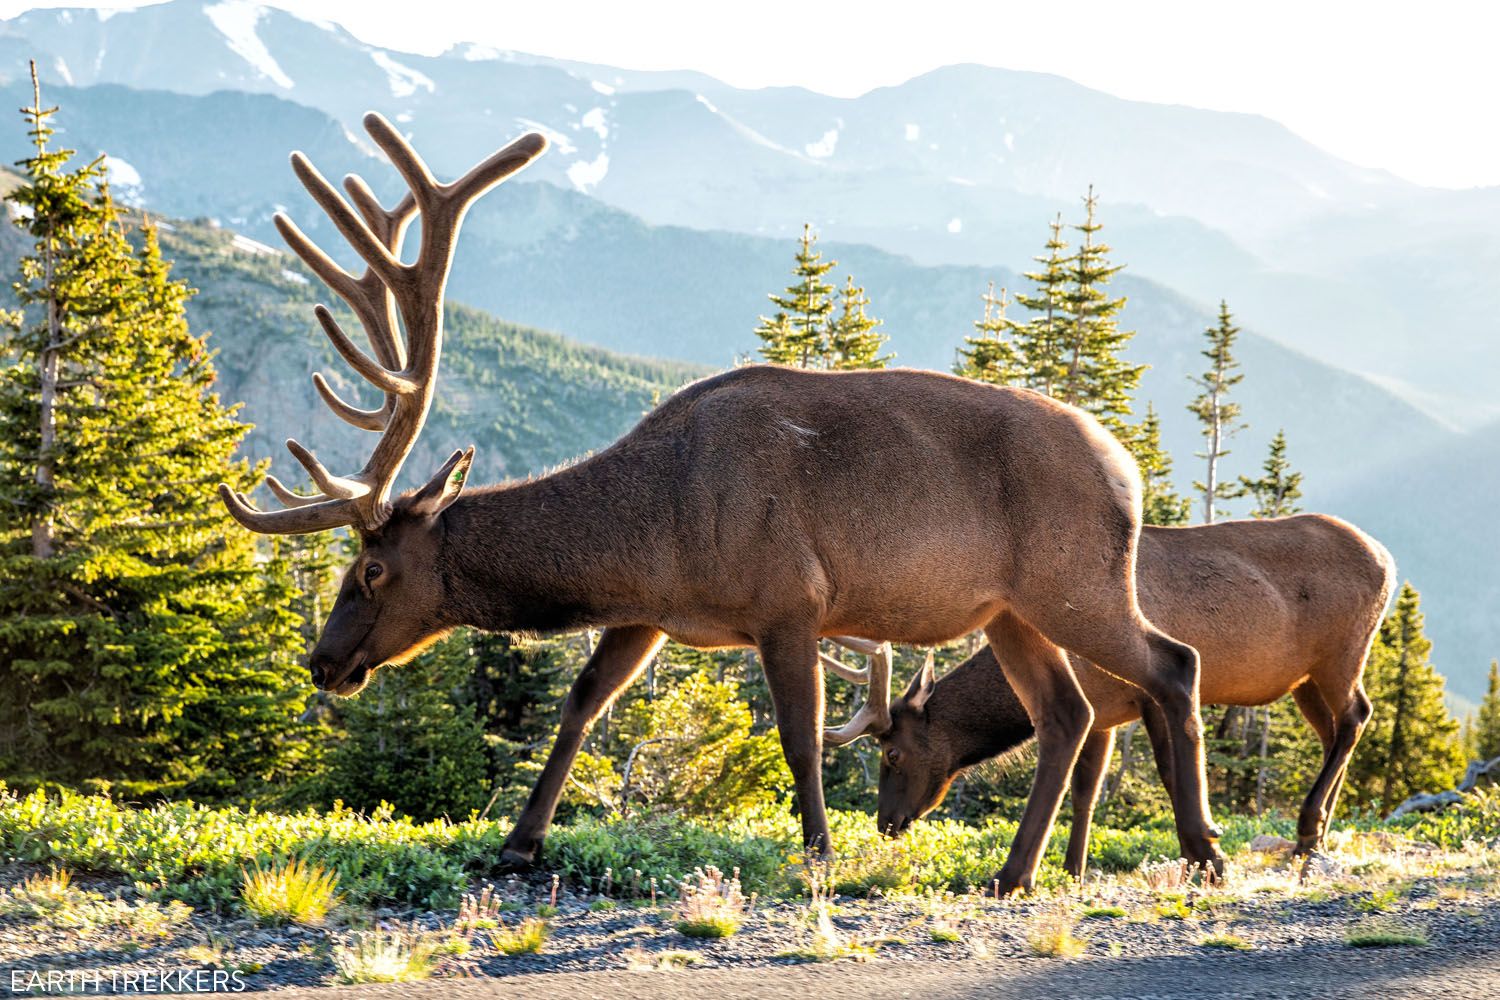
[1188,300,1245,523]
[1009,216,1071,396]
[1344,584,1466,814]
[954,282,1020,385]
[1056,188,1144,432]
[1129,404,1192,526]
[755,223,837,368]
[0,72,311,800]
[825,275,891,369]
[1476,660,1500,761]
[1239,429,1303,518]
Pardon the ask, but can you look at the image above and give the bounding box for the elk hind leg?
[1064,728,1114,879]
[1293,676,1371,856]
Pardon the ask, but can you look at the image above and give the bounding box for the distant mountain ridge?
[5,0,1497,425]
[0,3,1493,699]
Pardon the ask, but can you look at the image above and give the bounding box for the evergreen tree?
[1239,429,1304,518]
[0,73,312,800]
[825,275,891,369]
[1345,584,1465,814]
[954,282,1020,385]
[1057,188,1144,432]
[755,223,837,368]
[1129,403,1192,526]
[1009,216,1071,396]
[1476,660,1500,761]
[1188,300,1245,523]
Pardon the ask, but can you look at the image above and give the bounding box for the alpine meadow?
[0,4,1497,997]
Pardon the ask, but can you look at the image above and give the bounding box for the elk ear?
[901,651,937,713]
[408,447,474,518]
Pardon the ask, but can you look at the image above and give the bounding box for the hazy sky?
[3,0,1495,188]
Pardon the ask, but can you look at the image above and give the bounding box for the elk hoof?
[1292,835,1321,857]
[497,842,541,872]
[989,872,1030,898]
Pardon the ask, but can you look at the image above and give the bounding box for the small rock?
[1250,834,1296,854]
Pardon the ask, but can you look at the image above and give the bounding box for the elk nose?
[308,653,333,689]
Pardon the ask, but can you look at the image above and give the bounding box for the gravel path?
[3,849,1499,996]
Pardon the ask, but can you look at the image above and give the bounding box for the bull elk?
[218,116,1221,894]
[824,514,1394,874]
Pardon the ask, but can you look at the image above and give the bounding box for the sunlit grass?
[240,858,341,926]
[331,929,440,984]
[489,917,549,956]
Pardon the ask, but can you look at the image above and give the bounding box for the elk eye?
[886,747,901,765]
[364,563,383,585]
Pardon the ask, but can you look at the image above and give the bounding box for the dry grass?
[1028,911,1087,958]
[240,858,341,926]
[624,946,702,970]
[1344,917,1428,948]
[489,918,549,956]
[674,866,749,939]
[331,928,440,984]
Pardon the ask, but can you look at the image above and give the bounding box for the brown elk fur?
[870,513,1394,874]
[308,365,1221,891]
[223,125,1221,894]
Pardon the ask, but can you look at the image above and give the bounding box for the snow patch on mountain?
[580,107,608,141]
[904,123,920,141]
[460,43,502,61]
[204,1,294,90]
[370,50,435,98]
[567,153,609,193]
[805,128,838,159]
[104,155,144,205]
[514,118,575,154]
[53,57,72,85]
[591,80,616,96]
[231,233,279,256]
[946,217,963,233]
[694,95,797,157]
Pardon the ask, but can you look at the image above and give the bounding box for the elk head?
[218,114,547,695]
[822,643,953,835]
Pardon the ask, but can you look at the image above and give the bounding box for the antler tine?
[218,485,360,534]
[824,641,894,746]
[220,126,548,535]
[818,648,869,684]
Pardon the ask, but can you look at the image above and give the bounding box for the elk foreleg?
[986,611,1093,895]
[758,628,831,856]
[1064,728,1114,879]
[499,625,666,868]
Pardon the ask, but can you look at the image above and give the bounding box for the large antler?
[219,114,548,533]
[822,638,895,746]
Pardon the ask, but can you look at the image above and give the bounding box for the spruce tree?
[1010,216,1071,396]
[0,73,311,799]
[825,275,890,369]
[1239,429,1303,518]
[954,282,1020,385]
[1476,660,1500,761]
[1344,584,1465,814]
[1057,188,1143,432]
[755,223,837,368]
[1130,404,1192,526]
[1188,300,1245,523]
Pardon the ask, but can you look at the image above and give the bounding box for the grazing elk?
[825,514,1394,874]
[218,115,1221,894]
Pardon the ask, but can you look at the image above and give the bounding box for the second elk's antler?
[219,114,548,533]
[821,637,896,745]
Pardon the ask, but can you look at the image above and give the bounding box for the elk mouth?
[329,654,373,697]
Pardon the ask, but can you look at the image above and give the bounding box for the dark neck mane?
[927,650,1037,768]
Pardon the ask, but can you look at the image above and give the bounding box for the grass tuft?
[1029,913,1087,958]
[674,866,748,939]
[1344,918,1428,948]
[489,917,549,956]
[331,929,439,984]
[240,858,340,926]
[1081,905,1126,919]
